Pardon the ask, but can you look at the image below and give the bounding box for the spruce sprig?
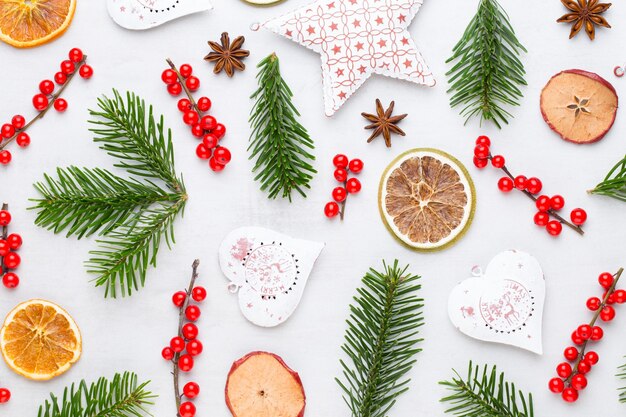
[440,361,534,417]
[618,358,626,403]
[31,90,187,298]
[589,155,626,202]
[249,53,316,201]
[336,260,424,417]
[446,0,527,128]
[37,371,155,417]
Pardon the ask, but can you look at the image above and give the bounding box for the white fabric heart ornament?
[219,227,324,327]
[107,0,212,30]
[448,250,545,354]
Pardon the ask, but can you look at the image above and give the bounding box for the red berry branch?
[0,48,92,165]
[0,204,22,289]
[324,154,363,220]
[161,259,206,417]
[549,268,625,403]
[162,59,231,172]
[473,136,587,237]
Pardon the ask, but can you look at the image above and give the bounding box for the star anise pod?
[204,32,250,77]
[361,99,407,148]
[557,0,611,40]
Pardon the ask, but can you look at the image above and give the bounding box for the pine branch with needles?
[618,359,626,403]
[589,155,626,202]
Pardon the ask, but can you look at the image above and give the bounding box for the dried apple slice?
[225,351,305,417]
[540,69,618,144]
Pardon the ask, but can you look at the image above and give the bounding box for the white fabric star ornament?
[263,0,435,116]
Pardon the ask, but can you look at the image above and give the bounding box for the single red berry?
[183,111,199,126]
[54,72,67,85]
[332,187,348,202]
[33,94,49,111]
[513,175,527,190]
[0,150,11,165]
[186,339,203,356]
[546,220,562,236]
[178,354,194,372]
[0,388,10,403]
[346,178,362,194]
[183,382,200,399]
[192,286,207,302]
[4,252,20,269]
[534,212,549,227]
[600,305,616,321]
[475,135,491,147]
[0,210,11,226]
[185,76,200,92]
[179,401,196,417]
[161,347,174,360]
[577,324,592,340]
[179,64,193,78]
[570,208,587,226]
[584,351,599,365]
[200,115,217,131]
[604,291,616,304]
[571,330,584,345]
[182,323,198,340]
[474,145,489,159]
[172,291,186,307]
[214,147,231,165]
[349,158,364,173]
[197,97,212,112]
[0,240,8,256]
[167,82,182,96]
[60,60,75,75]
[11,115,25,129]
[68,48,83,63]
[577,360,592,374]
[614,289,626,304]
[6,234,22,250]
[1,124,14,139]
[185,305,201,321]
[590,326,603,341]
[333,154,349,168]
[324,202,340,218]
[549,378,565,393]
[550,195,565,210]
[177,98,191,112]
[213,123,226,139]
[39,79,55,95]
[2,272,19,288]
[598,272,614,289]
[473,157,488,169]
[16,132,30,147]
[190,123,204,138]
[525,177,543,194]
[209,157,225,172]
[203,134,218,149]
[564,346,578,361]
[535,195,551,212]
[562,387,578,402]
[586,297,601,311]
[79,65,93,79]
[170,336,185,352]
[54,98,68,112]
[334,168,348,182]
[556,362,572,378]
[196,143,211,160]
[571,374,588,391]
[162,69,178,84]
[497,177,514,192]
[491,155,505,168]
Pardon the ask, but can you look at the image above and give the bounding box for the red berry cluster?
[161,260,205,417]
[549,268,624,402]
[473,136,586,237]
[0,48,92,165]
[161,59,230,172]
[0,204,22,289]
[324,154,363,220]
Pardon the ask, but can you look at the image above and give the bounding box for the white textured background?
[1,0,626,416]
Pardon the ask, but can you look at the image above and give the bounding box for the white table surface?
[1,0,626,416]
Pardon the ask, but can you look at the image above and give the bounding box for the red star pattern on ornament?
[263,0,435,115]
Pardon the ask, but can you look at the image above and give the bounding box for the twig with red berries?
[0,204,22,289]
[324,154,363,220]
[473,136,587,237]
[162,59,231,172]
[161,259,206,417]
[0,48,93,165]
[549,268,625,403]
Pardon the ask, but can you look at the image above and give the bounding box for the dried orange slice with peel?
[1,299,81,380]
[379,148,475,251]
[0,0,76,48]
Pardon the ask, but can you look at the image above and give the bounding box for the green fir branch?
[618,358,626,403]
[249,53,316,201]
[440,361,534,417]
[589,155,626,202]
[446,0,527,128]
[37,371,155,417]
[336,260,424,417]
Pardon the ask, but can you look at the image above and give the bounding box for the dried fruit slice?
[540,69,618,144]
[225,351,305,417]
[0,299,81,380]
[379,148,475,251]
[0,0,76,48]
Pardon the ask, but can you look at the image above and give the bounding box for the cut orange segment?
[1,299,81,380]
[379,148,475,251]
[0,0,76,48]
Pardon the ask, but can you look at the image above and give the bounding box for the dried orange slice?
[0,0,76,48]
[0,299,81,380]
[379,148,475,251]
